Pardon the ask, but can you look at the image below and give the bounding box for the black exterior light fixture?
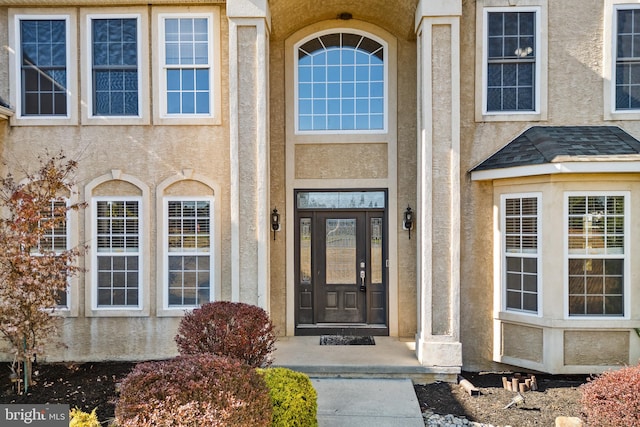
[403,205,414,239]
[271,208,280,240]
[338,12,353,20]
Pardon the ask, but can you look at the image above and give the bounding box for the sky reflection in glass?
[298,33,384,131]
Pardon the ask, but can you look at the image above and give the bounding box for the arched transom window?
[296,32,385,132]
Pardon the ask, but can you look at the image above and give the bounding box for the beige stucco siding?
[501,323,543,364]
[294,143,388,180]
[564,331,630,366]
[0,0,637,374]
[0,4,231,361]
[459,0,640,373]
[275,3,417,338]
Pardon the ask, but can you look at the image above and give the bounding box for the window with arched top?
[296,31,386,133]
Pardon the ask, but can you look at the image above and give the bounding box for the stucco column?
[414,0,462,369]
[228,0,271,308]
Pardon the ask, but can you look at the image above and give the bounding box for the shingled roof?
[471,126,640,172]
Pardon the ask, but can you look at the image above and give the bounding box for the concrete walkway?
[272,337,446,426]
[312,378,424,427]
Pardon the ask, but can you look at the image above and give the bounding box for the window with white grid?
[94,198,141,308]
[90,16,140,116]
[33,198,69,307]
[502,194,539,314]
[296,31,386,132]
[165,198,213,307]
[566,194,626,317]
[19,18,69,116]
[485,9,538,113]
[159,14,213,116]
[614,6,640,110]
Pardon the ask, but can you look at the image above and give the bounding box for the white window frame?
[500,193,542,316]
[605,1,640,119]
[8,9,78,126]
[475,1,547,122]
[80,8,149,125]
[32,198,71,310]
[563,191,630,320]
[91,196,143,311]
[162,196,215,311]
[152,7,221,125]
[293,28,388,135]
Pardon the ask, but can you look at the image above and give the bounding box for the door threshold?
[295,324,388,336]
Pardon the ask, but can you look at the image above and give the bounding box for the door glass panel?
[300,218,312,284]
[297,191,385,209]
[371,217,383,284]
[325,218,356,284]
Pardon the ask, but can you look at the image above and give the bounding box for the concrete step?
[272,336,459,383]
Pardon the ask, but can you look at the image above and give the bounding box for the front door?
[317,212,366,323]
[295,190,387,335]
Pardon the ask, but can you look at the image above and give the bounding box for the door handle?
[359,270,366,292]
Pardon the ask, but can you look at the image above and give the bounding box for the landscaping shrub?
[580,363,640,427]
[115,354,272,427]
[258,367,318,427]
[175,301,276,367]
[69,408,100,427]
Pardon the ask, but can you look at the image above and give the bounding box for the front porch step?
[272,336,460,383]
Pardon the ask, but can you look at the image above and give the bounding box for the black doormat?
[319,335,375,345]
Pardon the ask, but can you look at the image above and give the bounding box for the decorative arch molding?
[156,169,219,196]
[84,170,151,317]
[287,19,396,57]
[84,169,150,198]
[17,176,78,201]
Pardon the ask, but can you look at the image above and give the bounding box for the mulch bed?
[0,362,589,426]
[414,371,588,426]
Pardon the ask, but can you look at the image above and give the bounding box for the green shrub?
[258,367,318,427]
[175,301,277,367]
[115,354,272,427]
[580,363,640,427]
[69,408,100,427]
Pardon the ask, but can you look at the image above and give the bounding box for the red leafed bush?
[115,354,272,427]
[175,301,276,368]
[580,363,640,427]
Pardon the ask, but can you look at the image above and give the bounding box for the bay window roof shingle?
[471,126,640,172]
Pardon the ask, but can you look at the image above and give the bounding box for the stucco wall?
[294,144,388,180]
[564,331,630,366]
[269,0,419,338]
[502,323,543,364]
[0,4,231,361]
[1,0,636,372]
[459,0,640,372]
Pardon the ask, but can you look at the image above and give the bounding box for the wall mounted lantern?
[271,208,281,240]
[403,205,414,239]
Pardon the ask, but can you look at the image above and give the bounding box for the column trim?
[228,0,271,308]
[415,0,462,368]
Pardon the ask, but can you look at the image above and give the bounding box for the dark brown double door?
[295,197,387,335]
